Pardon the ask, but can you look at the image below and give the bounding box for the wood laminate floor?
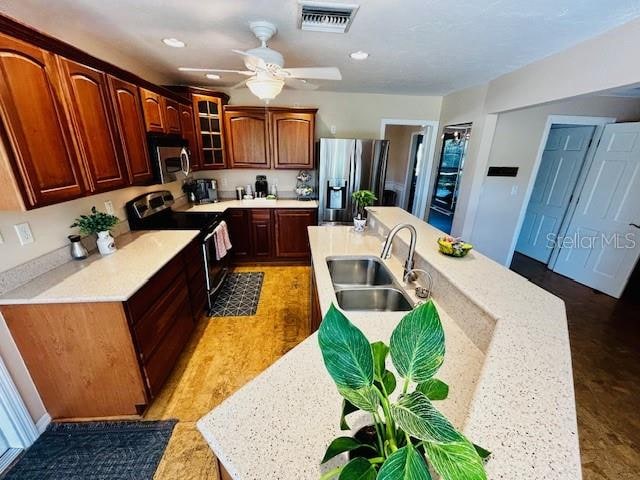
[511,253,640,480]
[147,265,311,480]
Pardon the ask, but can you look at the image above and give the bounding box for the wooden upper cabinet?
[164,98,181,135]
[140,88,165,133]
[108,76,153,185]
[180,104,200,171]
[0,33,86,208]
[270,111,315,169]
[58,58,129,192]
[224,109,269,168]
[193,94,226,169]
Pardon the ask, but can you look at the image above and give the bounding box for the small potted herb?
[351,190,377,232]
[71,207,119,256]
[318,301,490,479]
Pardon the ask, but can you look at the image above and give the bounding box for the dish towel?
[214,220,232,260]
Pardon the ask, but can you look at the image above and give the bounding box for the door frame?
[380,119,440,220]
[0,355,39,473]
[402,131,425,212]
[507,115,616,267]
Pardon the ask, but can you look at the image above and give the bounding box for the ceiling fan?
[179,21,342,101]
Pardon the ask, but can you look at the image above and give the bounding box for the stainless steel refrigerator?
[318,138,389,224]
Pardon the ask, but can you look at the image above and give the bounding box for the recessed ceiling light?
[162,38,185,48]
[205,74,220,80]
[349,50,369,60]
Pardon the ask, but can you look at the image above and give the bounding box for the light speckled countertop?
[197,207,581,479]
[177,198,318,213]
[0,230,198,304]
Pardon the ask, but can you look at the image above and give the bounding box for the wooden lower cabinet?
[227,208,316,263]
[250,209,273,259]
[0,242,206,419]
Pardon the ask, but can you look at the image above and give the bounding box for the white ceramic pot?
[96,231,116,255]
[353,218,367,232]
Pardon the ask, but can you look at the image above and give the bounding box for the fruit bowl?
[437,236,473,257]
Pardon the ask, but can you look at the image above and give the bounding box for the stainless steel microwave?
[148,135,191,184]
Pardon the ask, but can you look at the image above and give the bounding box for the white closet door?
[516,125,595,263]
[553,123,640,297]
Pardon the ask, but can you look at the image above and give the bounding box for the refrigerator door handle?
[347,142,357,216]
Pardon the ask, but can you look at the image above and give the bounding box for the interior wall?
[434,84,491,237]
[225,89,442,139]
[470,95,640,265]
[484,17,640,113]
[383,125,424,193]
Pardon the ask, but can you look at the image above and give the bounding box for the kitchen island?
[197,207,581,479]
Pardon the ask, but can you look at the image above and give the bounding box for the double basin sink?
[326,256,413,311]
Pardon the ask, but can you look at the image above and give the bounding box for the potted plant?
[318,301,490,479]
[71,207,119,256]
[352,190,377,232]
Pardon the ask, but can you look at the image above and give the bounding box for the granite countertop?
[197,207,581,479]
[177,198,318,213]
[0,230,198,305]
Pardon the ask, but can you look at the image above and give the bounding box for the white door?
[0,431,8,458]
[516,125,595,263]
[553,123,640,298]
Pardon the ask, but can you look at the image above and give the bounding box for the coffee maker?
[255,175,268,198]
[194,179,218,204]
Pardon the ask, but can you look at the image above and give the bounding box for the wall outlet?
[104,200,115,215]
[220,178,228,188]
[511,185,519,196]
[14,222,34,245]
[330,125,337,135]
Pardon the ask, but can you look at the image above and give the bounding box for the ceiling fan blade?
[284,77,319,90]
[281,67,342,80]
[232,49,267,70]
[178,67,254,75]
[230,78,249,90]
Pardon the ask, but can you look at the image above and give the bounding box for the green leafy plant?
[70,207,119,236]
[318,301,490,480]
[352,190,377,220]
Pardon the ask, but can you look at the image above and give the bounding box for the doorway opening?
[380,119,440,221]
[427,123,472,234]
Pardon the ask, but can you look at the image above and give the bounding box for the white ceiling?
[2,0,640,95]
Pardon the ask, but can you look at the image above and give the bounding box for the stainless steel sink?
[326,256,414,311]
[335,287,413,311]
[326,256,394,286]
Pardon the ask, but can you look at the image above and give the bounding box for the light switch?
[330,125,337,135]
[14,222,34,245]
[511,185,519,196]
[104,200,115,215]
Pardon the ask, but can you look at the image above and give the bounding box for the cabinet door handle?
[630,223,640,229]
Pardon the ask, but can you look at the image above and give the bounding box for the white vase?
[96,231,116,255]
[353,218,367,232]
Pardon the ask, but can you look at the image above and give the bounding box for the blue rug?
[2,420,176,479]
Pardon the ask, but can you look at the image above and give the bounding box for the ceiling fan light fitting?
[246,77,284,101]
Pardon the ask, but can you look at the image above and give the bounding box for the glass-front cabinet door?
[192,94,226,169]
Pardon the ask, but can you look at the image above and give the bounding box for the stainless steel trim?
[131,191,174,219]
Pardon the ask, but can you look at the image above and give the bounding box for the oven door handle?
[204,229,216,242]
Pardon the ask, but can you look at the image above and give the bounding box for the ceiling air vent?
[298,1,360,33]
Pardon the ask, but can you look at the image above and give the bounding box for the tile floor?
[147,265,311,480]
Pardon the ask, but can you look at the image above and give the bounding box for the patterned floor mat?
[209,272,264,316]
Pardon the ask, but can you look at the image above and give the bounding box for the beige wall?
[471,95,640,264]
[226,89,442,139]
[435,85,491,237]
[384,125,424,186]
[485,17,640,114]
